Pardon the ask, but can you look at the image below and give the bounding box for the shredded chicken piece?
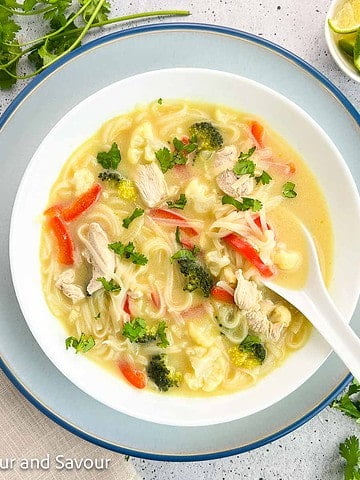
[234,270,262,311]
[216,170,254,199]
[55,269,85,303]
[246,309,287,342]
[213,145,238,174]
[233,269,290,341]
[135,163,168,207]
[82,223,115,295]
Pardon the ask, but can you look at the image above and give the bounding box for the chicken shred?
[55,269,85,303]
[135,163,168,207]
[81,222,115,295]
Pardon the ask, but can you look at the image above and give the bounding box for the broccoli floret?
[147,354,180,392]
[172,249,213,297]
[188,122,223,151]
[239,335,266,364]
[98,170,123,183]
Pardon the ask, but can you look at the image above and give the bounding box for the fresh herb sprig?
[339,436,360,480]
[65,332,95,353]
[167,193,187,210]
[222,194,262,212]
[332,380,360,422]
[122,207,144,229]
[108,241,148,265]
[0,4,190,89]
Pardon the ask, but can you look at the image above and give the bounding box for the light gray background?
[1,1,359,479]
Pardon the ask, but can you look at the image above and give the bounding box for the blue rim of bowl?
[0,22,358,461]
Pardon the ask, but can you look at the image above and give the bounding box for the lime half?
[328,0,360,33]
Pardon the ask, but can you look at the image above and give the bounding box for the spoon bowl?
[263,225,360,380]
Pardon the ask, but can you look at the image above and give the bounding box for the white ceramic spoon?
[263,225,360,380]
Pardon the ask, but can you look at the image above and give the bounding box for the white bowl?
[9,68,360,426]
[325,0,360,83]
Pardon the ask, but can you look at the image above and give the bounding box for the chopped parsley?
[96,142,121,170]
[157,98,163,105]
[65,333,95,354]
[282,181,297,198]
[97,277,121,292]
[255,170,272,185]
[108,241,148,265]
[167,193,187,210]
[222,194,262,212]
[94,312,101,319]
[122,208,144,229]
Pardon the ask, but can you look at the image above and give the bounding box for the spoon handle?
[303,292,360,381]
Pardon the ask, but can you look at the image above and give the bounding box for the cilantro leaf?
[339,436,360,480]
[233,159,256,176]
[282,181,297,198]
[233,147,256,176]
[122,318,169,348]
[108,241,148,265]
[96,142,121,170]
[156,147,173,173]
[255,170,272,185]
[167,193,187,210]
[122,208,144,229]
[332,380,360,422]
[122,318,147,342]
[97,277,121,292]
[157,98,163,105]
[175,226,182,245]
[222,194,262,212]
[65,333,95,353]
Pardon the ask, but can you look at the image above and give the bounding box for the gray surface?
[0,0,359,479]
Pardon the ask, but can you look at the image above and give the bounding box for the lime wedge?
[328,0,360,33]
[354,28,360,71]
[338,37,355,56]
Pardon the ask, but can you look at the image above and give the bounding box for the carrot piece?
[211,286,235,304]
[119,361,147,389]
[48,215,74,265]
[61,183,102,222]
[251,121,264,147]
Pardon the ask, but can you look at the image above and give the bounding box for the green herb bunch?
[0,1,190,89]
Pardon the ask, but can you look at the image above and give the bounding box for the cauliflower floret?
[72,168,95,195]
[185,179,217,214]
[221,266,237,286]
[188,321,217,348]
[206,250,231,276]
[127,121,163,164]
[270,304,292,327]
[273,249,301,271]
[184,345,227,392]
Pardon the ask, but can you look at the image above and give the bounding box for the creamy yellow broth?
[40,99,333,396]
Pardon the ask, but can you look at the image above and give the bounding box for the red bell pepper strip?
[149,209,198,237]
[211,286,235,304]
[254,216,271,231]
[119,361,147,389]
[123,295,131,315]
[151,290,161,309]
[251,121,264,147]
[223,233,274,277]
[61,183,102,222]
[47,215,75,265]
